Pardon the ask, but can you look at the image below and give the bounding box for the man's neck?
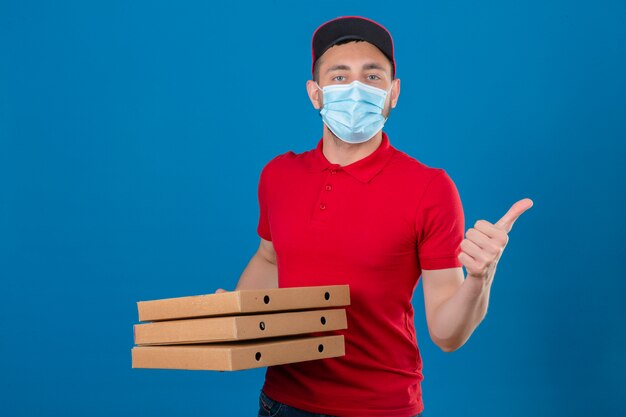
[321,127,383,167]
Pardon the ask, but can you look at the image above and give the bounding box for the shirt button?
[330,170,337,175]
[320,203,326,210]
[325,185,332,191]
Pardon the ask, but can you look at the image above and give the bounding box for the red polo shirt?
[258,131,464,417]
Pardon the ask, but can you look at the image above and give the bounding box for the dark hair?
[313,39,395,82]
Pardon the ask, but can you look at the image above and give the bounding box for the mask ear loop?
[381,82,395,122]
[315,82,325,113]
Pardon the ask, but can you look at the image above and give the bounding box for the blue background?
[1,1,625,416]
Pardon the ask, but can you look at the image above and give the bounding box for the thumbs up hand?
[458,198,533,282]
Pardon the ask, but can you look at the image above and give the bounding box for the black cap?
[312,16,396,78]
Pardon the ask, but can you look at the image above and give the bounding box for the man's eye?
[367,74,381,80]
[333,75,346,82]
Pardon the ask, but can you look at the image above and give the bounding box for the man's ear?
[306,80,323,110]
[390,78,401,109]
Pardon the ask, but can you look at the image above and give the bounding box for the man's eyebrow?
[326,64,351,73]
[325,62,389,74]
[362,62,388,72]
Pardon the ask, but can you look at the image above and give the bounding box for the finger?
[458,251,481,275]
[473,219,504,239]
[495,198,534,233]
[472,221,509,248]
[465,228,491,249]
[460,237,488,263]
[215,288,227,294]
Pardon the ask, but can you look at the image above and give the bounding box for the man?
[218,16,533,417]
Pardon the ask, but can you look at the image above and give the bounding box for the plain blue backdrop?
[1,1,625,416]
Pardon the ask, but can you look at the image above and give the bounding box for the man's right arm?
[216,238,278,293]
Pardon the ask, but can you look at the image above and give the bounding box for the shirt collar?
[307,131,396,184]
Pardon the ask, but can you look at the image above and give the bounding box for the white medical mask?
[316,80,392,144]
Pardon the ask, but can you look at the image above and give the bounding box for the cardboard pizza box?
[134,308,347,345]
[131,335,345,371]
[137,285,350,322]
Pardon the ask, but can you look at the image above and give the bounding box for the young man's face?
[308,40,400,119]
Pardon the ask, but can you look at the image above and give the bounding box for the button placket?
[312,168,340,222]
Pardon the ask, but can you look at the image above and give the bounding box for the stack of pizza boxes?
[132,285,350,371]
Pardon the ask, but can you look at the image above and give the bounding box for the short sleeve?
[416,170,465,270]
[256,163,272,241]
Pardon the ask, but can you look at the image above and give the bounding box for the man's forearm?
[429,274,493,352]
